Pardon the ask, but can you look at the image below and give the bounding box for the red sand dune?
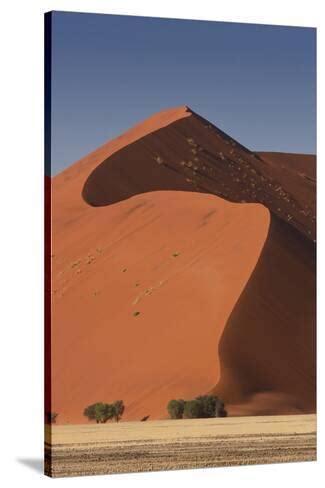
[47,106,316,423]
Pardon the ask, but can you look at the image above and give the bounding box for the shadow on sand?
[16,458,43,474]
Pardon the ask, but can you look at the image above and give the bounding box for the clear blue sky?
[48,11,316,176]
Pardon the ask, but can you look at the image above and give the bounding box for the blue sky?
[48,12,316,175]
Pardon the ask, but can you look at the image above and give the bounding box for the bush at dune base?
[167,395,227,419]
[83,400,125,423]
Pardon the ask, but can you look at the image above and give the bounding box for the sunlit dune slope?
[51,191,269,423]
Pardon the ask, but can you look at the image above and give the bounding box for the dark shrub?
[167,395,227,419]
[195,395,227,418]
[83,402,114,423]
[83,403,97,421]
[112,400,125,422]
[167,399,185,419]
[195,395,216,418]
[183,400,202,419]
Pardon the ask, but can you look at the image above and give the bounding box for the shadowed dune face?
[82,110,315,241]
[51,191,269,423]
[215,216,316,415]
[256,152,316,222]
[49,106,316,422]
[82,138,194,206]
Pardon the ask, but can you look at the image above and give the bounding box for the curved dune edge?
[54,106,192,199]
[51,191,270,423]
[213,215,316,415]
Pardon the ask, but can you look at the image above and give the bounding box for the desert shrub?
[112,400,125,422]
[84,401,125,423]
[83,403,97,421]
[183,400,202,419]
[167,399,185,419]
[195,395,227,418]
[83,402,114,423]
[97,403,115,423]
[167,395,227,419]
[195,395,216,418]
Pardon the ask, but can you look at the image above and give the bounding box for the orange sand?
[47,106,316,423]
[51,190,269,422]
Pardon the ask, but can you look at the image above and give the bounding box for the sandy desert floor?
[45,414,316,477]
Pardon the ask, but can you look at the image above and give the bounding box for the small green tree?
[84,402,114,423]
[95,403,114,423]
[167,395,227,420]
[195,395,215,418]
[196,395,227,418]
[167,399,185,419]
[83,403,97,422]
[83,404,95,420]
[112,400,125,422]
[183,400,201,419]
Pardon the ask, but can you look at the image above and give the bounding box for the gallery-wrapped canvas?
[44,11,316,477]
